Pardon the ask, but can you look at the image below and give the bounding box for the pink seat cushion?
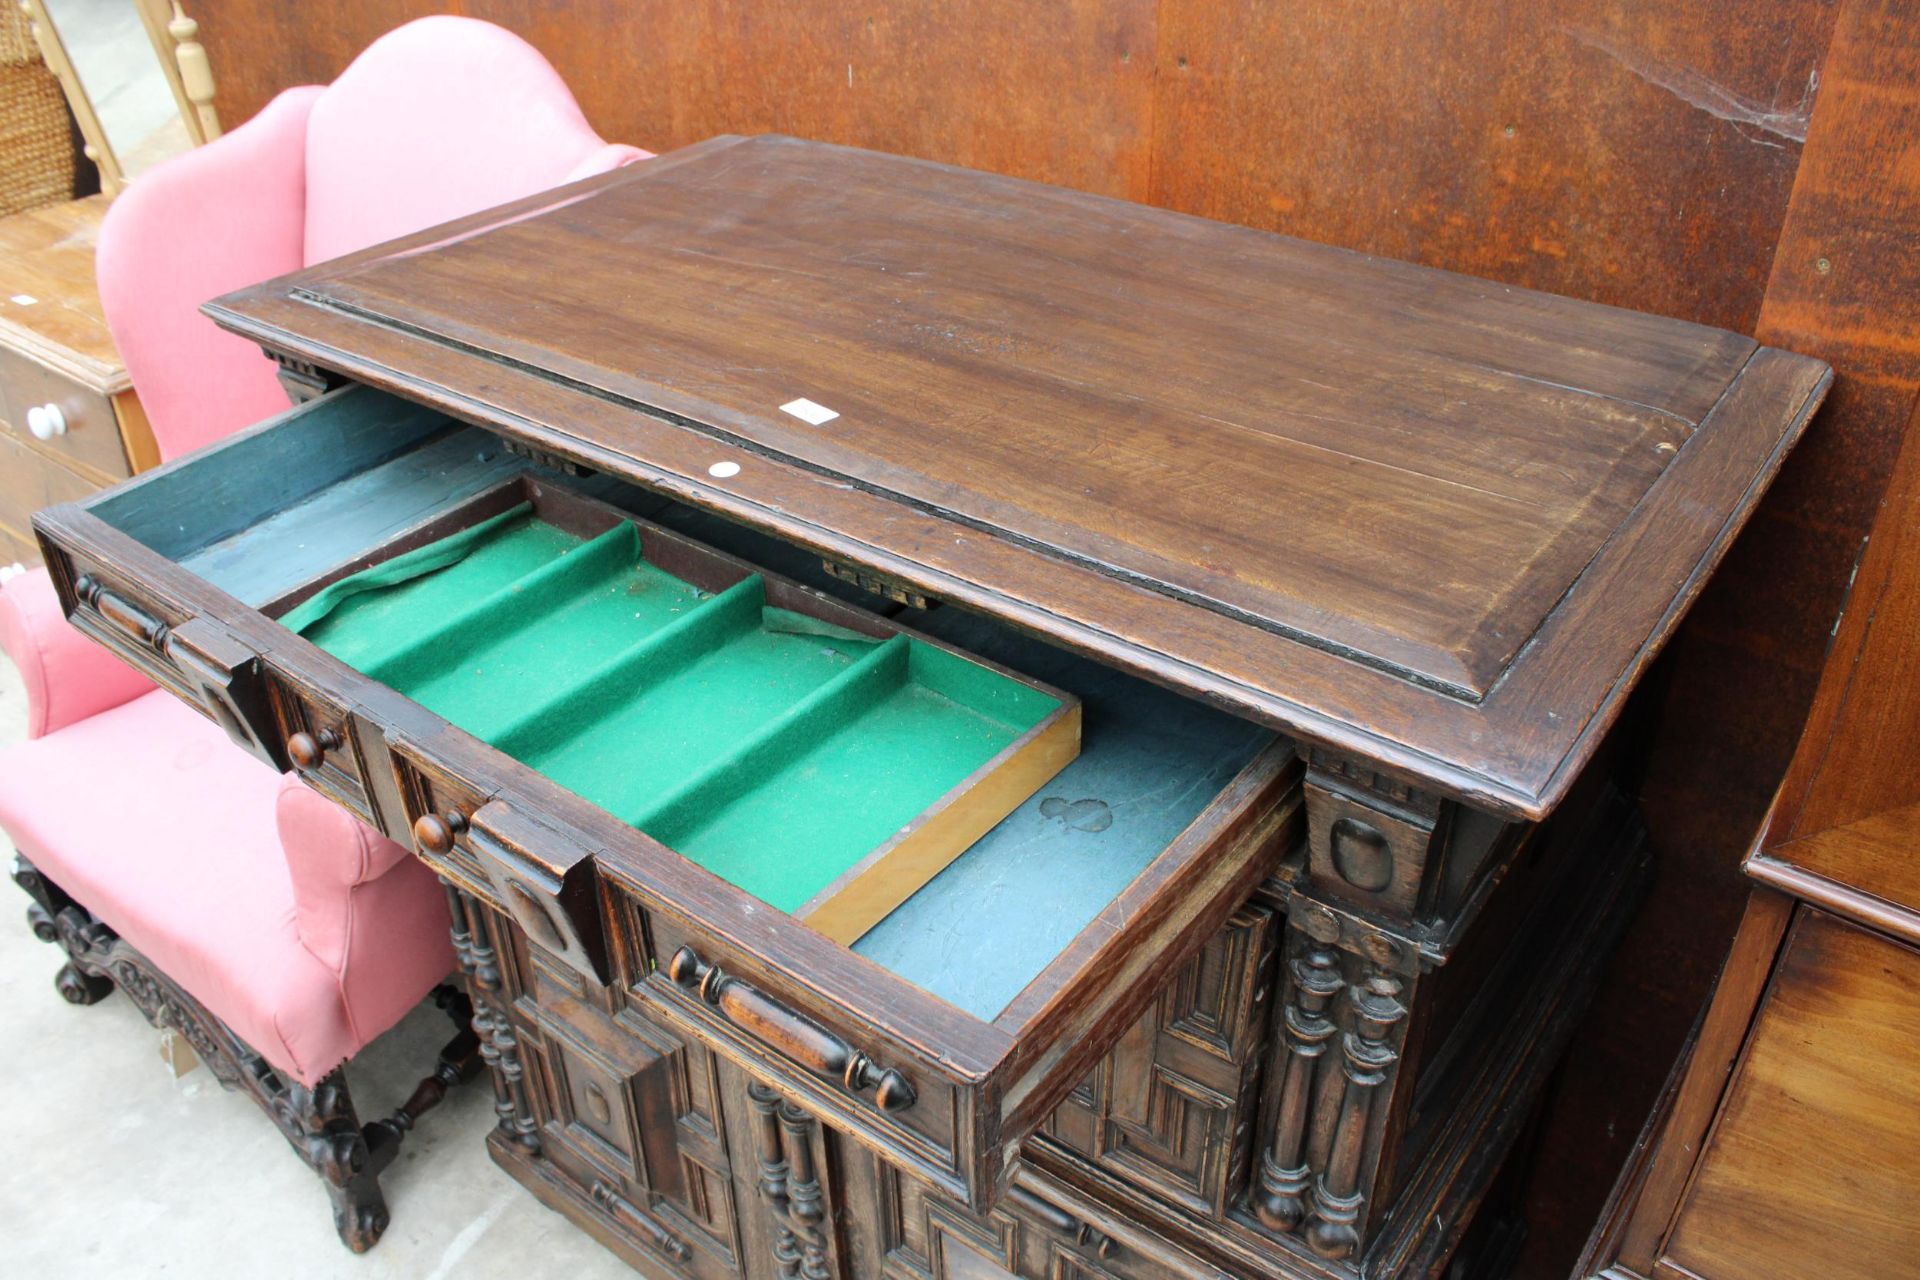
[0,691,448,1084]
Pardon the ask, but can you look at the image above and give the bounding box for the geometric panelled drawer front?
[495,897,745,1278]
[1041,901,1280,1219]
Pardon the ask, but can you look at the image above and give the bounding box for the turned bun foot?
[55,962,114,1005]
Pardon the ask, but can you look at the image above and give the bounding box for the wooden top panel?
[208,136,1830,817]
[0,196,130,393]
[277,136,1745,697]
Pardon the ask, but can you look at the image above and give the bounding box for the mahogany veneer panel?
[1760,803,1920,930]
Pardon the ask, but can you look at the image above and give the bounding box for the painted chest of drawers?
[32,137,1830,1279]
[0,195,158,569]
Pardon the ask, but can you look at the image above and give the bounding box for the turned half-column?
[1253,941,1343,1229]
[1248,747,1507,1265]
[444,882,540,1153]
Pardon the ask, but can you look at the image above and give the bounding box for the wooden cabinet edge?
[1744,853,1920,948]
[1581,888,1795,1277]
[113,391,161,474]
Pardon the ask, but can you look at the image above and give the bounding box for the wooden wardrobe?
[1580,351,1920,1280]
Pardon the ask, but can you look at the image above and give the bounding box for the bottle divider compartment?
[270,476,1081,937]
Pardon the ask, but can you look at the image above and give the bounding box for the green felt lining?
[292,512,1062,914]
[279,502,534,634]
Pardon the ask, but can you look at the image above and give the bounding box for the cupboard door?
[1661,909,1920,1279]
[450,885,745,1279]
[836,1144,1231,1280]
[522,994,748,1279]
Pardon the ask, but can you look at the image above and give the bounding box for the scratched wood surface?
[1640,0,1920,923]
[192,1,1823,334]
[283,135,1756,701]
[206,138,1827,821]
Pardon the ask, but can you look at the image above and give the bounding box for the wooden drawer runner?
[35,383,1303,1211]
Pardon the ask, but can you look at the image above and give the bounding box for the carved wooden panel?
[447,883,744,1278]
[873,1160,1020,1280]
[1042,903,1279,1218]
[518,994,744,1276]
[854,1157,1209,1280]
[712,1068,854,1280]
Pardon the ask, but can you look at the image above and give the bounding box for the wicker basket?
[0,4,79,217]
[0,4,38,65]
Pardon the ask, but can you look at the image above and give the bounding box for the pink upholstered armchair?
[0,16,646,1252]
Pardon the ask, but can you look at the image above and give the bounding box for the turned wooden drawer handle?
[668,945,917,1114]
[412,810,468,856]
[73,575,169,650]
[286,728,342,770]
[589,1182,691,1261]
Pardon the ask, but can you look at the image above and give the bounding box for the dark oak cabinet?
[30,138,1828,1277]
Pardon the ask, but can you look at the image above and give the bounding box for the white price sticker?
[780,398,839,426]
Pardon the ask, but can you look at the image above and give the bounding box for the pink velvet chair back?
[97,15,648,463]
[302,16,644,265]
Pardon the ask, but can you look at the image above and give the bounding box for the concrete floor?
[0,651,635,1277]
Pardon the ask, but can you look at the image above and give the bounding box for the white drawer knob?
[26,403,67,440]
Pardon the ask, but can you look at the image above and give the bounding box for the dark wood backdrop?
[190,2,1920,1273]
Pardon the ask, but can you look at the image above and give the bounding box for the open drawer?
[32,385,1302,1210]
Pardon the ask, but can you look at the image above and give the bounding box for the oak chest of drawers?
[32,136,1830,1278]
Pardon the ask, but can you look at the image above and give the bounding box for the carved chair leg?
[16,856,118,1005]
[288,1070,393,1253]
[55,961,115,1005]
[14,854,77,923]
[13,857,487,1253]
[293,986,489,1253]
